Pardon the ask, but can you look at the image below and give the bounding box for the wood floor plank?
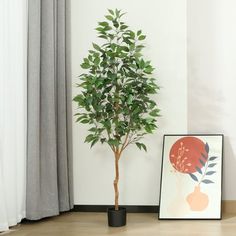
[6,212,236,236]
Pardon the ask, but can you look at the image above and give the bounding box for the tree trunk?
[113,152,120,210]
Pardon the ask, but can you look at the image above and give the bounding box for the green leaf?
[137,30,142,36]
[81,119,90,124]
[94,57,100,65]
[105,15,113,21]
[129,30,135,39]
[136,142,146,151]
[134,52,142,58]
[141,143,147,152]
[92,43,101,51]
[144,66,154,74]
[88,127,97,132]
[89,50,96,54]
[99,35,108,39]
[140,59,145,69]
[85,134,95,143]
[108,139,119,147]
[120,25,128,30]
[135,143,141,150]
[100,138,106,144]
[102,120,111,130]
[73,95,83,102]
[127,94,133,105]
[149,109,160,117]
[145,117,154,124]
[119,12,126,18]
[99,21,109,27]
[123,37,132,45]
[88,55,93,61]
[144,125,153,133]
[81,63,90,69]
[96,27,105,32]
[138,35,146,40]
[130,43,135,51]
[104,26,112,31]
[90,138,99,148]
[115,9,120,17]
[108,9,114,15]
[122,46,129,52]
[149,101,156,109]
[76,115,87,122]
[113,20,119,28]
[83,58,89,64]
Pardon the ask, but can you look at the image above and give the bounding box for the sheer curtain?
[0,0,28,231]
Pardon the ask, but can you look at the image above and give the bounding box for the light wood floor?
[5,212,236,236]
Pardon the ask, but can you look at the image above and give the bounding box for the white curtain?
[0,0,28,231]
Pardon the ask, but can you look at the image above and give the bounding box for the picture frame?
[158,134,223,220]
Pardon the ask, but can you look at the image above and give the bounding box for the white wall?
[187,0,236,200]
[71,0,187,205]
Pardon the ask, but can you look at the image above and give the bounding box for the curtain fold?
[0,0,28,231]
[26,0,73,220]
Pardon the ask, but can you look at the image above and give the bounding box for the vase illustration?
[168,175,190,217]
[186,185,209,211]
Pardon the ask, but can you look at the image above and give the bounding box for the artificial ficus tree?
[74,9,160,210]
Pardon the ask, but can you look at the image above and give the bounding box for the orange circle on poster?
[169,137,208,174]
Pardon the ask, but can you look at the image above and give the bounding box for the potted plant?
[74,9,160,227]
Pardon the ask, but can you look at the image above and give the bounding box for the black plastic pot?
[107,207,126,227]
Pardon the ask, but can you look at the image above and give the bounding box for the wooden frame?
[159,134,223,220]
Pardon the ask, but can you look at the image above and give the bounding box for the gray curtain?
[26,0,73,220]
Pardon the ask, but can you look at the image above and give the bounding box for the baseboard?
[73,205,159,213]
[73,201,236,214]
[222,200,236,214]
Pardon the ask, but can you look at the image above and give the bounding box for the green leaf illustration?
[208,163,217,168]
[205,142,209,153]
[201,153,208,160]
[206,171,216,175]
[195,166,202,174]
[202,179,214,184]
[199,159,205,166]
[189,173,198,182]
[209,156,218,161]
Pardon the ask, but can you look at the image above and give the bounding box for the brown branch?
[121,134,143,152]
[109,144,115,153]
[119,131,130,156]
[113,150,120,210]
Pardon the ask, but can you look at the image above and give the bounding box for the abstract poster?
[159,135,223,219]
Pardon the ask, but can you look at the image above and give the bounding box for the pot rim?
[107,207,126,212]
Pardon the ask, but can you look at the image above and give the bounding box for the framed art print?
[159,134,223,219]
